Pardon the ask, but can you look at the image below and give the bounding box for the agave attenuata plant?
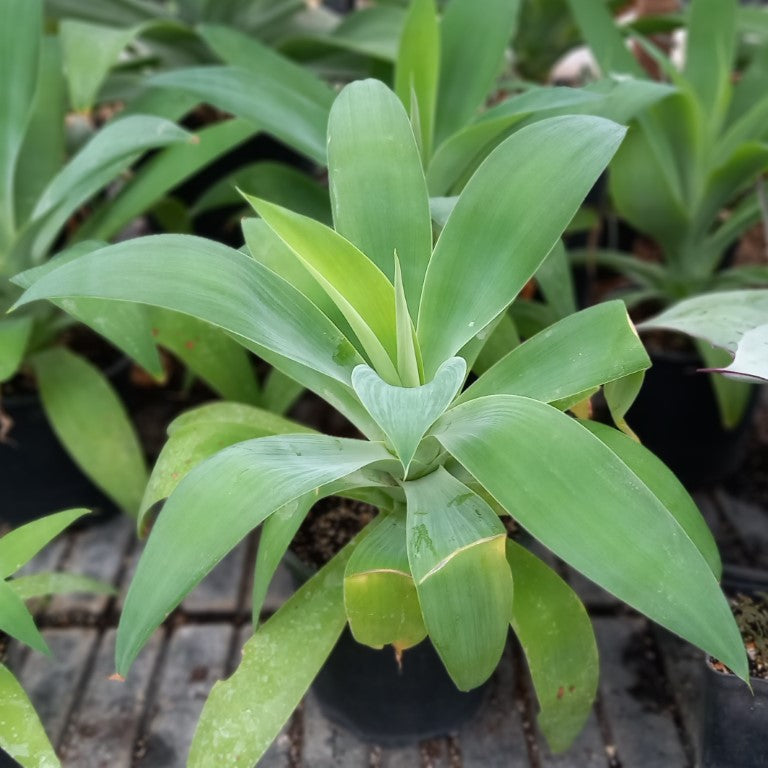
[13,79,747,763]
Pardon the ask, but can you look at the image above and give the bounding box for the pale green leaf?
[0,580,48,655]
[0,316,32,382]
[345,512,426,651]
[459,302,649,406]
[394,0,439,161]
[417,116,625,378]
[116,435,391,674]
[434,395,748,680]
[506,540,598,754]
[327,79,432,318]
[403,467,512,690]
[8,572,115,600]
[0,508,88,578]
[352,357,465,473]
[188,544,352,767]
[32,348,147,515]
[0,664,60,768]
[13,235,365,387]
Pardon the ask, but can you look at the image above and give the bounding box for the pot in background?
[0,389,117,527]
[626,347,757,489]
[699,566,768,768]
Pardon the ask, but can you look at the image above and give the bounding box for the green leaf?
[506,539,598,754]
[13,235,365,387]
[639,290,768,382]
[14,241,163,378]
[60,19,148,111]
[698,342,755,429]
[26,115,191,259]
[251,492,315,622]
[345,512,427,651]
[117,435,391,674]
[0,664,60,768]
[565,0,643,77]
[13,36,66,230]
[192,161,330,224]
[31,348,147,515]
[394,0,439,161]
[394,253,421,387]
[0,316,32,382]
[149,66,330,164]
[327,79,432,318]
[138,401,313,526]
[261,367,304,415]
[434,395,748,681]
[603,370,644,437]
[535,240,576,320]
[0,0,41,249]
[403,467,512,690]
[0,508,88,578]
[352,357,465,473]
[684,0,736,129]
[434,0,520,146]
[459,302,649,406]
[8,572,115,600]
[580,420,721,576]
[188,544,352,768]
[0,579,48,655]
[77,118,257,243]
[417,116,626,378]
[147,307,260,404]
[245,195,399,380]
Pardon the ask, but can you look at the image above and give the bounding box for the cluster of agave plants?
[2,0,768,764]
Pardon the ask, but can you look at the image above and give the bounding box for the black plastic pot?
[285,553,488,745]
[699,566,768,767]
[313,629,488,746]
[0,389,117,527]
[626,347,757,489]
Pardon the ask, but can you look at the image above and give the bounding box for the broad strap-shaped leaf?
[246,195,399,380]
[147,307,261,404]
[0,0,40,248]
[581,420,721,577]
[8,572,115,600]
[138,401,313,526]
[459,302,649,406]
[640,290,768,381]
[327,79,433,318]
[0,664,60,768]
[13,35,66,230]
[506,540,598,754]
[14,241,163,377]
[394,0,439,162]
[116,435,391,674]
[433,395,748,680]
[32,348,147,515]
[403,467,512,690]
[13,235,365,386]
[77,118,257,242]
[192,161,330,223]
[565,0,644,77]
[684,0,736,130]
[188,544,352,768]
[352,357,466,473]
[535,241,576,320]
[696,341,755,430]
[345,512,427,651]
[28,115,190,255]
[0,579,48,655]
[0,508,88,578]
[394,253,422,387]
[150,66,330,164]
[251,492,315,623]
[417,116,625,378]
[0,316,32,382]
[434,0,520,146]
[603,370,644,438]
